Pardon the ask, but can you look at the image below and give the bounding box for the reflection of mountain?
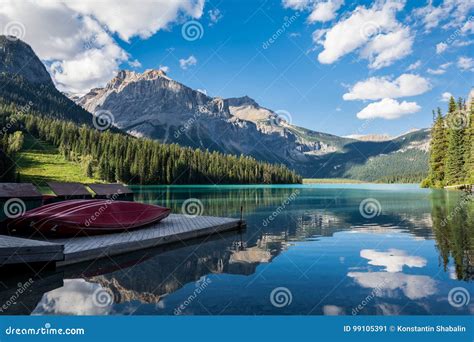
[430,191,474,281]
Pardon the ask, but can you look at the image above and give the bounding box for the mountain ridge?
[0,35,430,181]
[75,67,430,179]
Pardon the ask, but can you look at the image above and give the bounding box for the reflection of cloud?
[348,272,437,300]
[32,279,112,315]
[360,249,427,272]
[323,305,345,315]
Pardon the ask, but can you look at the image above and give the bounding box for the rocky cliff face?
[77,70,336,165]
[75,68,432,178]
[0,35,53,85]
[76,69,352,169]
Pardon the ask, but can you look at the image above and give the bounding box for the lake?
[2,184,473,315]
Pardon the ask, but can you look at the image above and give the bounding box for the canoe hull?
[5,199,171,237]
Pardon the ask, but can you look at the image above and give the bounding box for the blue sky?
[1,0,473,136]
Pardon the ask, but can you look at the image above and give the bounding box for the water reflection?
[0,185,472,315]
[430,191,474,281]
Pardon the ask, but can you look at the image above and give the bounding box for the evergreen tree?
[445,97,466,185]
[463,99,474,183]
[426,108,448,187]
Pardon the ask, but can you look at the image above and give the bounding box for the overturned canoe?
[5,199,171,237]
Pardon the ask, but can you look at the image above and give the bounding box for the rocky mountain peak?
[0,35,53,85]
[227,95,259,108]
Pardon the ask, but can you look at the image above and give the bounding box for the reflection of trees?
[430,191,474,281]
[132,186,301,217]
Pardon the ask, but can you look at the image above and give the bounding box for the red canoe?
[5,199,171,237]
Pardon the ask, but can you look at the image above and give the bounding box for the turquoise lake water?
[4,184,473,315]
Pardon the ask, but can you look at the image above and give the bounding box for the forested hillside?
[0,104,301,184]
[423,96,474,188]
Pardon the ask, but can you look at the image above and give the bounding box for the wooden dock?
[0,235,63,265]
[0,214,245,267]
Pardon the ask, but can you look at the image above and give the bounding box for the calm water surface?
[2,184,473,315]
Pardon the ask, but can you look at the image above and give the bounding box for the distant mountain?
[0,35,92,125]
[76,69,430,180]
[0,36,430,181]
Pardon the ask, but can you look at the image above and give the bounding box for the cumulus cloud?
[179,55,198,69]
[436,42,448,54]
[457,56,474,71]
[283,0,312,10]
[343,74,431,101]
[427,62,452,75]
[308,0,344,23]
[0,0,204,93]
[406,60,422,71]
[356,98,421,120]
[359,249,427,273]
[414,0,474,31]
[360,26,413,69]
[315,1,411,68]
[65,0,205,42]
[440,92,453,102]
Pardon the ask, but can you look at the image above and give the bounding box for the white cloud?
[129,59,142,68]
[427,68,446,75]
[0,0,204,93]
[457,56,474,71]
[65,0,205,42]
[179,55,198,69]
[360,27,413,69]
[359,249,427,273]
[440,92,453,102]
[282,0,311,10]
[308,0,344,23]
[427,61,452,74]
[356,98,421,120]
[316,1,408,66]
[414,0,474,31]
[406,60,421,71]
[436,42,448,54]
[208,8,223,25]
[461,19,474,34]
[159,65,170,73]
[343,74,431,101]
[347,272,437,300]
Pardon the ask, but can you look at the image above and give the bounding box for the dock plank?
[49,214,244,266]
[0,235,63,265]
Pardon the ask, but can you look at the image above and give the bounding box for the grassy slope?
[16,134,100,186]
